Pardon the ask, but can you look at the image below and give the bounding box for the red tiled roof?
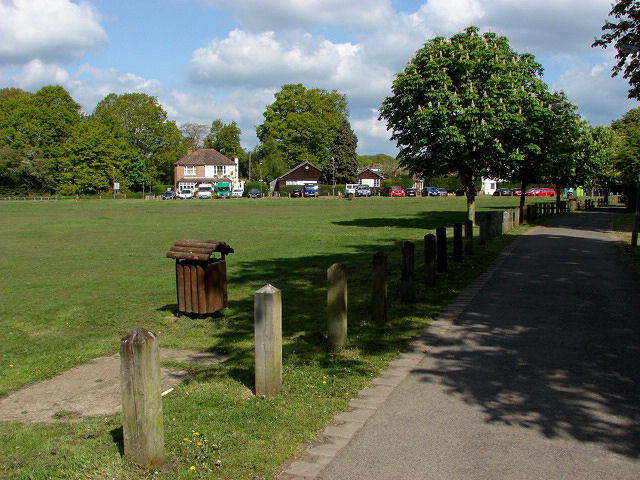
[175,149,237,166]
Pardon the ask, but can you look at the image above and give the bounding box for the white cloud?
[192,0,393,31]
[0,0,107,65]
[19,60,69,90]
[554,57,637,125]
[352,109,396,156]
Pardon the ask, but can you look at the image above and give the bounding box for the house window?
[374,178,380,187]
[216,165,225,175]
[184,165,196,176]
[179,182,195,190]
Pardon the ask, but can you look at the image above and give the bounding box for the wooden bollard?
[120,327,165,467]
[401,241,415,302]
[436,226,447,273]
[453,223,463,263]
[327,264,347,347]
[254,284,282,396]
[502,210,511,233]
[372,252,388,324]
[464,219,473,255]
[479,217,487,245]
[424,233,436,285]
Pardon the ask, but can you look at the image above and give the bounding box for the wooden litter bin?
[166,239,234,315]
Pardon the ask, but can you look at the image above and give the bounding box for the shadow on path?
[413,211,640,458]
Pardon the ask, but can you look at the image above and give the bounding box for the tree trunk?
[464,182,476,225]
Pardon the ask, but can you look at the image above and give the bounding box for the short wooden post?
[453,223,463,263]
[371,252,388,324]
[120,327,165,467]
[464,219,473,255]
[514,207,521,226]
[436,226,447,273]
[327,264,347,347]
[424,234,436,285]
[479,217,487,245]
[254,284,282,396]
[502,210,511,233]
[400,241,415,302]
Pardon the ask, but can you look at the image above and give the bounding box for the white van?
[345,184,358,196]
[231,187,244,198]
[197,183,213,199]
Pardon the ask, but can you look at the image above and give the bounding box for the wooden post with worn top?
[372,252,388,324]
[436,226,447,273]
[327,263,347,347]
[401,241,415,302]
[424,233,436,285]
[120,327,165,467]
[255,284,282,396]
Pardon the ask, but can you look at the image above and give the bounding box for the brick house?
[274,161,322,191]
[174,149,239,192]
[357,166,384,190]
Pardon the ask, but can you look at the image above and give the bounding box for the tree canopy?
[256,84,349,169]
[380,26,548,221]
[593,0,640,100]
[93,92,186,184]
[328,118,358,184]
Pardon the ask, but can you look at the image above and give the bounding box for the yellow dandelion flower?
[212,444,218,448]
[323,376,327,379]
[197,442,203,446]
[193,432,200,436]
[9,364,13,368]
[189,465,196,471]
[322,381,326,384]
[183,438,189,442]
[204,439,209,443]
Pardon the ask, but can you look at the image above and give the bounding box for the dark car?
[405,188,417,197]
[247,188,262,198]
[493,188,513,196]
[437,188,448,196]
[422,186,440,196]
[290,189,303,198]
[162,190,175,200]
[303,183,319,197]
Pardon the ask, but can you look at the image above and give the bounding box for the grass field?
[0,195,526,479]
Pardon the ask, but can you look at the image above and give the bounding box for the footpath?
[280,208,640,480]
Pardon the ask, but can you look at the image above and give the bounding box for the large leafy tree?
[251,137,288,182]
[93,93,186,184]
[51,118,139,195]
[0,146,52,194]
[593,0,640,99]
[588,126,623,197]
[327,119,358,184]
[180,123,209,151]
[612,107,640,209]
[257,84,348,169]
[0,85,80,160]
[380,27,545,222]
[204,119,245,159]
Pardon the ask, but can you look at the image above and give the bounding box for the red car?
[536,188,555,197]
[388,186,405,197]
[512,188,522,196]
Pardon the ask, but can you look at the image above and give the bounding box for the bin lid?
[166,239,234,261]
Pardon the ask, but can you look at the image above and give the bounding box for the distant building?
[174,148,239,192]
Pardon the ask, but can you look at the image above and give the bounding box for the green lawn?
[0,195,525,479]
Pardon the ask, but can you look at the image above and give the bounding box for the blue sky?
[0,0,636,155]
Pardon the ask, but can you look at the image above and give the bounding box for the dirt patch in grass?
[0,348,227,423]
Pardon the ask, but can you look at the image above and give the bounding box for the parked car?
[388,186,405,197]
[356,185,371,197]
[345,184,358,196]
[247,188,262,198]
[303,183,319,197]
[455,187,478,197]
[290,189,303,198]
[176,188,194,199]
[438,188,448,196]
[161,190,175,200]
[422,186,440,196]
[231,187,244,198]
[405,188,417,197]
[536,187,555,197]
[512,188,522,196]
[526,187,554,197]
[493,188,513,196]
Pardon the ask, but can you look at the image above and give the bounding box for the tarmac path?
[311,209,640,479]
